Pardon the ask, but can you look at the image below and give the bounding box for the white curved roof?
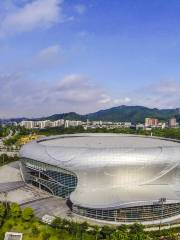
[39,134,180,148]
[20,134,180,209]
[20,133,180,170]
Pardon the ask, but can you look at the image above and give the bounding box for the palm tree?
[92,225,100,240]
[68,221,78,237]
[52,217,63,232]
[80,221,89,240]
[129,223,145,235]
[117,224,128,233]
[101,225,114,240]
[111,230,129,240]
[61,218,69,231]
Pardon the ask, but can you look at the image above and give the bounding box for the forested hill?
[37,106,180,123]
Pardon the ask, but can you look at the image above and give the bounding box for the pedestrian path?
[0,181,25,192]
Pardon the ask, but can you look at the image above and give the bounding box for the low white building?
[4,232,23,240]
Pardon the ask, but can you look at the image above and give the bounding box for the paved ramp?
[0,181,25,192]
[21,197,71,219]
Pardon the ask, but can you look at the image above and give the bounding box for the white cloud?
[74,4,86,15]
[54,75,131,106]
[1,72,179,118]
[98,94,131,106]
[57,74,89,90]
[0,73,132,117]
[132,79,180,109]
[31,44,64,69]
[54,74,103,103]
[0,0,64,36]
[38,45,61,58]
[150,79,180,94]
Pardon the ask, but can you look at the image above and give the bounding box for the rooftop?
[39,134,180,149]
[20,134,180,171]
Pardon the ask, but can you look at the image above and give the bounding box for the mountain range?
[1,106,180,124]
[36,105,180,123]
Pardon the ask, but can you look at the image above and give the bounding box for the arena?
[20,134,180,225]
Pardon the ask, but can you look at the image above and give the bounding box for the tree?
[52,217,62,229]
[49,236,59,240]
[10,203,21,218]
[31,225,39,236]
[101,225,114,240]
[61,218,69,231]
[111,230,129,240]
[79,221,89,240]
[0,203,5,226]
[68,221,79,237]
[129,223,150,240]
[92,225,100,240]
[41,231,51,240]
[129,223,145,234]
[22,207,34,221]
[117,224,128,233]
[165,229,177,240]
[130,233,149,240]
[0,203,5,218]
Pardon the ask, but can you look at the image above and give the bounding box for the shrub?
[31,225,39,236]
[22,207,34,221]
[10,203,21,218]
[0,203,5,218]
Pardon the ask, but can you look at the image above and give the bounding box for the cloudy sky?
[0,0,180,118]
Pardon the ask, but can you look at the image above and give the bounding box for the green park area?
[0,202,179,240]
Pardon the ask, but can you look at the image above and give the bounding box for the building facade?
[21,158,77,198]
[145,118,159,127]
[169,118,177,128]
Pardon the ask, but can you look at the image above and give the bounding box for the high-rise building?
[38,120,52,129]
[65,120,82,128]
[145,118,158,127]
[20,121,35,129]
[53,119,64,127]
[169,117,177,128]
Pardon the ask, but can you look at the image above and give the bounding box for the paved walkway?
[0,161,50,204]
[0,181,25,192]
[145,223,180,231]
[0,161,22,183]
[21,197,72,219]
[19,196,115,226]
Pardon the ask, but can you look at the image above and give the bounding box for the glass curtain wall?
[73,203,180,222]
[21,158,77,198]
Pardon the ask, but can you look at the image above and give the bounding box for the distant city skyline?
[0,0,180,118]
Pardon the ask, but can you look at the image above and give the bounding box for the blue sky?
[0,0,180,117]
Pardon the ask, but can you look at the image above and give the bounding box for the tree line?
[0,154,19,167]
[0,201,179,240]
[1,125,180,147]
